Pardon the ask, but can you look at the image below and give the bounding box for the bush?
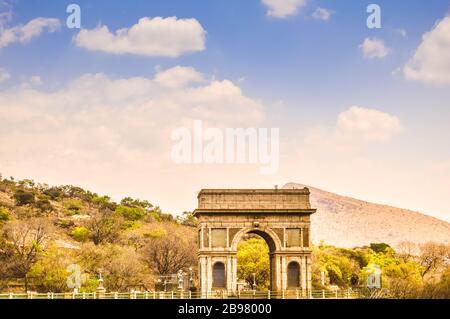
[13,189,35,206]
[71,226,90,242]
[35,196,53,213]
[115,205,145,221]
[64,199,83,215]
[0,207,10,221]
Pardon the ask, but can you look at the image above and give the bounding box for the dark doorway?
[212,262,226,288]
[287,261,300,288]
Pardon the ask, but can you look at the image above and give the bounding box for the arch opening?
[236,232,273,291]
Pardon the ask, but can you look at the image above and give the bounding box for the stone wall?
[197,189,312,210]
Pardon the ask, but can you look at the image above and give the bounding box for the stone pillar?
[306,255,312,291]
[226,256,233,292]
[301,255,307,291]
[207,256,212,292]
[281,255,287,290]
[199,256,208,297]
[275,255,281,291]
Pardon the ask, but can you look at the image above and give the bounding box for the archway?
[194,188,315,296]
[236,233,271,291]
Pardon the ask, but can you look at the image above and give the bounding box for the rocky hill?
[283,183,450,248]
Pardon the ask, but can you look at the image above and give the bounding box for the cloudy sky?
[0,0,449,221]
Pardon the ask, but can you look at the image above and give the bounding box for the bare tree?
[142,230,196,276]
[419,242,450,279]
[86,208,123,245]
[0,218,50,291]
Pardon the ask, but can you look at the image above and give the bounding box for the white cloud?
[0,17,60,49]
[74,17,206,57]
[359,37,390,59]
[403,16,450,85]
[336,106,403,142]
[154,66,204,88]
[0,65,264,174]
[312,7,334,21]
[303,106,403,156]
[0,66,267,213]
[262,0,307,18]
[0,68,10,82]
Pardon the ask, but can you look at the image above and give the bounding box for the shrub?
[71,226,90,242]
[115,205,145,221]
[0,207,10,221]
[63,199,83,215]
[13,189,35,206]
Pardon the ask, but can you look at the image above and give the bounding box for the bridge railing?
[0,289,383,299]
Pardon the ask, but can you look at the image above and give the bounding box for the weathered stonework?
[194,188,316,295]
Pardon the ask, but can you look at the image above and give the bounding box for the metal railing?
[0,289,378,299]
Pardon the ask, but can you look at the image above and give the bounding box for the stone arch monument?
[193,188,316,295]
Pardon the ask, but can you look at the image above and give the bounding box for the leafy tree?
[370,243,392,254]
[27,245,72,292]
[237,237,270,289]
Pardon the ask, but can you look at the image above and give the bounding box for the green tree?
[27,246,72,292]
[237,237,270,289]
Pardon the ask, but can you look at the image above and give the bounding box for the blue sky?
[1,0,450,221]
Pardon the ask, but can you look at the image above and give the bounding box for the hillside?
[283,183,450,248]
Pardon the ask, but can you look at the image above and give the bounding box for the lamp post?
[252,273,256,290]
[188,267,193,290]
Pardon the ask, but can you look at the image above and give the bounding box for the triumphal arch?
[193,188,316,295]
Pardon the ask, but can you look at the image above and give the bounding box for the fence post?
[335,290,338,299]
[282,290,285,299]
[296,290,299,299]
[9,293,13,299]
[189,290,192,299]
[347,290,351,299]
[171,291,174,299]
[268,291,270,299]
[322,290,325,299]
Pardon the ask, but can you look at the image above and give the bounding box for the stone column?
[301,255,307,291]
[306,255,312,291]
[281,255,287,290]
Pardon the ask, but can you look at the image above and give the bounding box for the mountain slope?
[283,182,450,248]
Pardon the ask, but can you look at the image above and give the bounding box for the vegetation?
[0,174,449,298]
[0,174,197,293]
[237,237,270,289]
